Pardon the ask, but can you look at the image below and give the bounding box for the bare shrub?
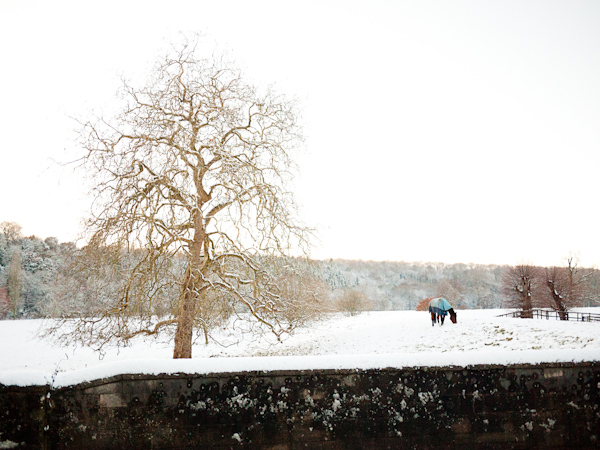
[334,288,372,316]
[416,297,433,311]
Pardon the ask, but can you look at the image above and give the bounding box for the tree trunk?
[520,279,533,318]
[546,279,568,321]
[173,273,195,359]
[551,292,568,320]
[203,325,209,345]
[173,222,204,359]
[556,302,568,320]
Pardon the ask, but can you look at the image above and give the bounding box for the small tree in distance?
[0,222,23,245]
[502,264,539,318]
[334,287,372,316]
[48,36,320,358]
[416,297,432,311]
[540,256,595,320]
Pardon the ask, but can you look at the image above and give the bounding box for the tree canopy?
[52,38,320,358]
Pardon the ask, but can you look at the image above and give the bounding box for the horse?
[428,297,457,326]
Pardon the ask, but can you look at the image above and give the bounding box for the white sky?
[1,0,599,267]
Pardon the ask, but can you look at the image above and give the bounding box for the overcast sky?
[1,0,599,267]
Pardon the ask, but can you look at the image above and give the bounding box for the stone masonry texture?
[0,362,599,449]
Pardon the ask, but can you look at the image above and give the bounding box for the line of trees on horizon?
[2,221,599,323]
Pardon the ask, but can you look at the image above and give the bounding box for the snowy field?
[1,309,599,387]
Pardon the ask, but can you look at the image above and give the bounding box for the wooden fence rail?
[498,308,600,322]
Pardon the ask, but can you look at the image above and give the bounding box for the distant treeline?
[1,222,599,319]
[315,259,600,311]
[314,259,505,310]
[0,224,77,318]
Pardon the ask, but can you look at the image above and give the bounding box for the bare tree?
[502,264,540,318]
[334,287,372,316]
[541,266,569,319]
[51,37,316,358]
[541,257,595,319]
[0,222,23,245]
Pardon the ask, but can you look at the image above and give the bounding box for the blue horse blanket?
[429,297,452,316]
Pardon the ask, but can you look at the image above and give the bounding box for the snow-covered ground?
[1,309,599,387]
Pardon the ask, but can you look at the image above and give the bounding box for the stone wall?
[1,362,599,449]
